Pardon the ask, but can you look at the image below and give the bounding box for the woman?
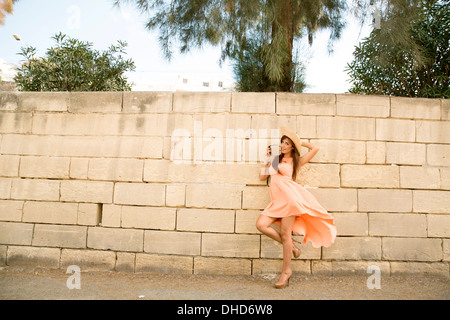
[256,126,337,289]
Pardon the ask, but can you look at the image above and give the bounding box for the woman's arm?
[298,141,320,167]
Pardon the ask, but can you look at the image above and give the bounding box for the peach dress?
[261,158,337,248]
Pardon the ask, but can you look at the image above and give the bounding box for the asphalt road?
[0,266,449,300]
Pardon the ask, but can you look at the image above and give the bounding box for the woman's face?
[280,137,295,156]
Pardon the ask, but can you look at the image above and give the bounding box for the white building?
[128,71,235,92]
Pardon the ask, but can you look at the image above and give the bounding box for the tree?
[14,33,136,92]
[0,0,18,25]
[115,0,347,92]
[346,0,449,98]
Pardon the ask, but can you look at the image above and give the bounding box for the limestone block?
[235,210,262,234]
[444,240,450,261]
[0,92,19,111]
[366,141,386,164]
[186,184,243,209]
[0,178,12,199]
[60,249,116,271]
[0,155,20,177]
[382,238,442,261]
[386,142,426,165]
[277,93,335,115]
[68,92,122,113]
[336,94,389,118]
[333,212,368,236]
[376,118,415,142]
[87,227,144,252]
[11,178,60,201]
[177,208,234,233]
[441,168,450,190]
[0,113,32,134]
[413,190,450,213]
[101,204,122,227]
[32,224,87,248]
[144,230,201,255]
[232,92,275,114]
[144,160,262,185]
[194,257,252,275]
[416,121,450,143]
[115,252,136,272]
[441,99,450,120]
[400,166,440,189]
[391,96,441,120]
[309,188,358,212]
[297,163,340,188]
[18,92,69,112]
[341,164,399,188]
[0,200,23,222]
[88,158,144,182]
[173,92,231,113]
[369,213,427,237]
[121,205,176,230]
[60,180,113,203]
[20,156,70,179]
[312,140,366,164]
[250,114,297,138]
[77,203,101,226]
[123,91,172,113]
[1,134,163,158]
[296,115,317,138]
[7,246,60,268]
[166,184,185,207]
[135,253,193,274]
[242,186,270,210]
[427,144,450,166]
[69,158,89,179]
[23,201,78,225]
[114,183,165,206]
[322,237,381,260]
[358,189,412,212]
[201,233,260,258]
[0,245,6,265]
[261,236,321,259]
[0,222,33,245]
[428,215,450,237]
[390,262,449,277]
[317,116,375,140]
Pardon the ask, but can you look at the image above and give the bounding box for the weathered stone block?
[61,180,113,203]
[232,92,275,114]
[369,213,427,237]
[144,230,201,255]
[341,165,399,188]
[277,93,335,115]
[135,253,193,274]
[177,208,235,233]
[0,222,33,245]
[87,227,144,252]
[382,238,442,261]
[7,246,60,268]
[32,224,87,248]
[201,233,260,258]
[114,183,165,206]
[121,205,176,230]
[358,189,412,212]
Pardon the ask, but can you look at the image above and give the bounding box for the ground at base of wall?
[0,266,448,300]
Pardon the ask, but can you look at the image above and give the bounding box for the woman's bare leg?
[279,216,296,276]
[256,215,281,243]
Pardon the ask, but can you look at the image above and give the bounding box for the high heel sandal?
[275,272,292,289]
[292,239,301,259]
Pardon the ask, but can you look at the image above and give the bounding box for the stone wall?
[0,91,449,277]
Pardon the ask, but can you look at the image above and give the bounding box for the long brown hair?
[271,135,299,181]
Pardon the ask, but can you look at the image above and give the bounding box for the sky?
[0,0,373,93]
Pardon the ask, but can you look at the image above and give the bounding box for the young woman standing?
[256,126,337,289]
